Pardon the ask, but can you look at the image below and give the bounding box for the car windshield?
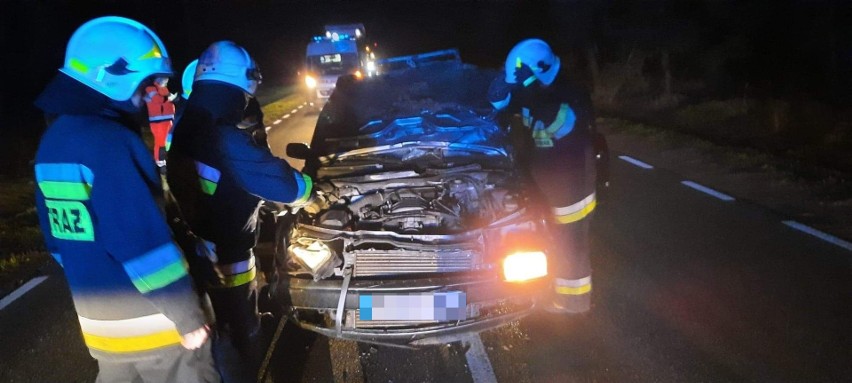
[307,53,359,76]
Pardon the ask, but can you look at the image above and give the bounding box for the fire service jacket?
[167,82,311,257]
[33,74,206,362]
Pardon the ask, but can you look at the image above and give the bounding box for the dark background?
[2,0,851,176]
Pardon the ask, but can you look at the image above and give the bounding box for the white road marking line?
[681,181,735,201]
[783,221,852,252]
[283,114,291,119]
[298,105,304,109]
[273,119,282,125]
[0,276,48,311]
[291,109,298,113]
[618,155,654,169]
[463,334,497,383]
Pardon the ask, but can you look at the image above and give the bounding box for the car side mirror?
[286,143,313,159]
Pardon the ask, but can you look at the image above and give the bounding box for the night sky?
[2,0,851,175]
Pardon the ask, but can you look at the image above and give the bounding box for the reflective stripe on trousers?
[552,192,596,224]
[78,314,182,353]
[555,276,592,296]
[198,239,257,288]
[216,256,257,287]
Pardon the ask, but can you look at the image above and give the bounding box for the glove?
[300,191,330,215]
[514,62,537,87]
[168,93,178,102]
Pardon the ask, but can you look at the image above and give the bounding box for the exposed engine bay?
[313,165,523,234]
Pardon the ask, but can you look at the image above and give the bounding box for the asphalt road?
[0,104,849,382]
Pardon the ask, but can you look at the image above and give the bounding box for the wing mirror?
[286,143,314,159]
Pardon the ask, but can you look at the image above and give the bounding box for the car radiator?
[351,249,482,277]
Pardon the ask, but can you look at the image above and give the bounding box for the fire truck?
[303,24,377,108]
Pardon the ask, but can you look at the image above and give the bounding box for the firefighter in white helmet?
[167,41,321,372]
[33,16,219,382]
[488,38,597,314]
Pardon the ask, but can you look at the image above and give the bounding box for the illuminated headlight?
[503,251,547,282]
[305,75,317,89]
[366,61,376,71]
[288,238,339,280]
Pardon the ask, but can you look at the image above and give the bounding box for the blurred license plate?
[359,292,467,321]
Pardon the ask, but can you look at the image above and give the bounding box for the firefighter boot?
[545,276,592,315]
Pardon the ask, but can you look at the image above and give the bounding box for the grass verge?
[0,178,49,296]
[260,92,305,127]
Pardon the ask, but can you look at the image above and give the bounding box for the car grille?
[352,249,480,277]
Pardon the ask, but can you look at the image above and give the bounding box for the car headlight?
[288,238,338,280]
[305,75,317,89]
[503,251,547,282]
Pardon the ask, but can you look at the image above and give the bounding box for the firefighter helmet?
[60,16,173,101]
[504,38,561,86]
[181,59,198,99]
[195,41,262,96]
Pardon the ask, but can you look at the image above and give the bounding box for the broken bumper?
[275,274,547,347]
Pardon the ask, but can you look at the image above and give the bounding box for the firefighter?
[32,16,219,382]
[167,41,318,364]
[145,76,177,168]
[488,39,596,314]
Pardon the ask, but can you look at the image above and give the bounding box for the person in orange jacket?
[145,77,177,168]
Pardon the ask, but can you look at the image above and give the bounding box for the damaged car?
[265,52,566,347]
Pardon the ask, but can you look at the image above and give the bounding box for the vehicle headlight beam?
[503,251,547,282]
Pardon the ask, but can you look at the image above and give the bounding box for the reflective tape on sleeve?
[555,276,592,295]
[490,94,511,110]
[123,243,189,294]
[194,161,220,195]
[149,114,175,122]
[292,173,313,205]
[552,193,596,224]
[35,163,94,201]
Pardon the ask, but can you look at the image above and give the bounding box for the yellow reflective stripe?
[215,256,255,276]
[139,43,163,60]
[555,277,592,295]
[553,193,597,224]
[38,181,92,201]
[544,104,570,135]
[82,329,181,353]
[78,313,178,338]
[221,267,256,287]
[69,58,89,74]
[556,283,592,295]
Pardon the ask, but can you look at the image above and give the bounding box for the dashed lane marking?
[0,276,48,311]
[783,221,852,252]
[283,114,291,119]
[298,105,304,109]
[291,109,298,113]
[273,119,282,125]
[463,334,498,383]
[681,181,735,201]
[618,155,654,169]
